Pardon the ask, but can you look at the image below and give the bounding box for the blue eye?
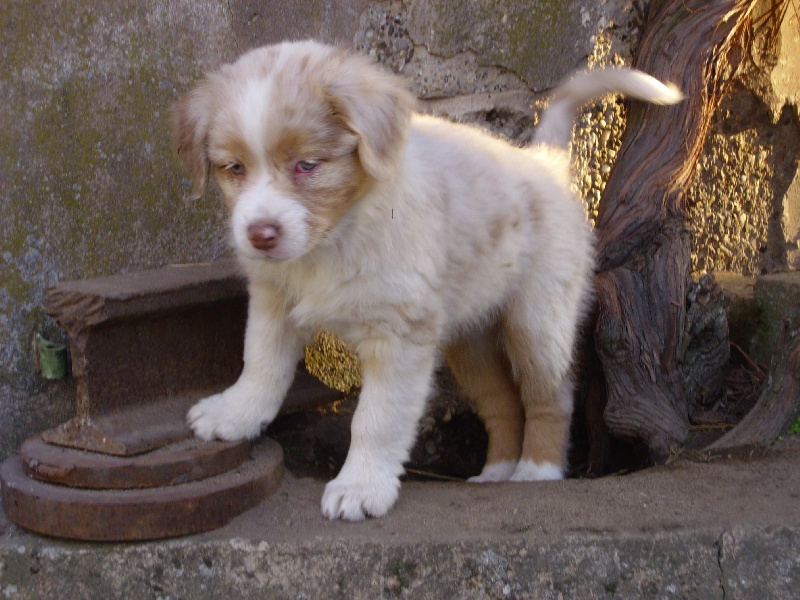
[225,163,245,176]
[295,160,319,174]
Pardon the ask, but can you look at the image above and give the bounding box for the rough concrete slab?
[2,445,799,598]
[719,526,800,600]
[785,170,800,270]
[751,271,800,367]
[229,0,369,50]
[405,0,627,90]
[716,272,760,354]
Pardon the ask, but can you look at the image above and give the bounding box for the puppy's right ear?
[324,53,414,182]
[172,85,213,199]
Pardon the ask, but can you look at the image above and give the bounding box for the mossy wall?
[0,0,365,454]
[0,1,240,454]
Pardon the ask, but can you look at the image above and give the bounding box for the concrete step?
[2,444,799,598]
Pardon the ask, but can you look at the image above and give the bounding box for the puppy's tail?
[533,68,683,149]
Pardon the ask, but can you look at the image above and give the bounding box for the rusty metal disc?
[0,438,283,541]
[20,434,250,489]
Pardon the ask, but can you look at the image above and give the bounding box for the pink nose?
[247,221,281,251]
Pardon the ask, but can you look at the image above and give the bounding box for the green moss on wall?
[0,1,231,396]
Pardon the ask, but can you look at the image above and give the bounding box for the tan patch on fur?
[270,123,371,244]
[396,305,439,346]
[500,306,566,397]
[323,52,414,180]
[174,41,410,253]
[205,56,373,240]
[209,131,260,210]
[500,309,572,468]
[172,87,214,197]
[489,218,507,248]
[519,404,571,468]
[445,332,524,465]
[173,47,280,198]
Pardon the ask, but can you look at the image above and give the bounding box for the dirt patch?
[268,368,488,481]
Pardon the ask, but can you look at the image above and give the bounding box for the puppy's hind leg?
[445,327,524,482]
[501,293,580,482]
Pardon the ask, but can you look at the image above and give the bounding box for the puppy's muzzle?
[247,220,282,252]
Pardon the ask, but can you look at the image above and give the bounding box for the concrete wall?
[691,9,800,276]
[1,0,798,456]
[0,0,370,454]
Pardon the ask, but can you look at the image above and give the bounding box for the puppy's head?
[173,41,414,261]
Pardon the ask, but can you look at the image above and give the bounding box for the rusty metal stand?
[0,261,337,540]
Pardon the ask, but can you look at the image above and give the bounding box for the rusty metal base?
[20,434,251,489]
[0,437,283,541]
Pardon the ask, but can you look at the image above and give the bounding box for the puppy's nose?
[247,220,281,251]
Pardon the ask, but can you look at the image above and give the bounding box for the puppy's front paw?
[187,391,263,441]
[321,466,400,521]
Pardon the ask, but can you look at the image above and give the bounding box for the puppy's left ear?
[325,55,414,181]
[172,82,215,199]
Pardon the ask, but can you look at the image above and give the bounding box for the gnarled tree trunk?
[587,0,759,468]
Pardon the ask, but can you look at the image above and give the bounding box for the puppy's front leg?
[322,336,436,521]
[188,284,304,441]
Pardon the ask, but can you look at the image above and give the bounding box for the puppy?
[174,40,682,520]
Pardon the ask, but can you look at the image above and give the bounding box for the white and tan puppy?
[174,41,681,521]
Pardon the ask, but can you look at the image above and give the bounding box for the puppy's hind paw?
[509,460,563,482]
[187,391,263,442]
[321,471,400,521]
[468,460,518,483]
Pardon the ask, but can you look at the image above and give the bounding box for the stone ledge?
[2,446,798,597]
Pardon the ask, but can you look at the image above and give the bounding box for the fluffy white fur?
[174,40,682,521]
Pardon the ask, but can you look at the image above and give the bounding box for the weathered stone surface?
[750,271,800,367]
[0,535,724,599]
[690,10,800,277]
[782,157,800,270]
[229,0,369,50]
[405,0,627,91]
[772,20,800,270]
[0,0,235,457]
[2,446,799,596]
[0,0,366,456]
[689,89,800,276]
[719,527,800,600]
[419,90,541,143]
[716,272,760,353]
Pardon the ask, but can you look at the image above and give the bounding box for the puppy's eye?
[295,160,319,174]
[224,163,246,176]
